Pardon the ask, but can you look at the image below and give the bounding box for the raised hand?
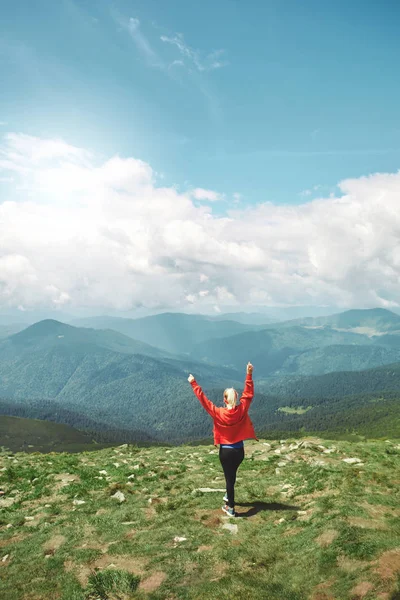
[188,374,195,383]
[247,362,253,375]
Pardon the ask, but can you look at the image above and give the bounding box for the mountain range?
[0,307,400,443]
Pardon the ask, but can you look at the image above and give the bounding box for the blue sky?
[1,1,400,314]
[2,0,400,207]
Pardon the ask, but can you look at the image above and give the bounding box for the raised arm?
[188,374,217,417]
[239,362,254,410]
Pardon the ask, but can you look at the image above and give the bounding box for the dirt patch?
[139,571,166,592]
[0,533,31,549]
[315,529,339,547]
[24,512,46,527]
[348,517,387,530]
[64,560,91,587]
[65,555,147,587]
[195,509,222,529]
[350,581,374,598]
[310,577,336,600]
[197,545,213,552]
[337,555,370,573]
[362,503,397,519]
[93,554,147,575]
[374,548,400,580]
[43,534,66,553]
[210,561,229,582]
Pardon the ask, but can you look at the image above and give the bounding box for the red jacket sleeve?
[190,380,216,417]
[239,374,254,410]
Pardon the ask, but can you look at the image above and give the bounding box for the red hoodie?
[190,374,258,446]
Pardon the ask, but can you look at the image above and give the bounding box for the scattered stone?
[263,443,271,448]
[127,474,135,480]
[277,461,287,467]
[277,518,285,524]
[121,521,135,525]
[275,468,281,474]
[2,554,9,562]
[196,488,226,493]
[311,460,326,467]
[99,470,107,475]
[132,464,140,470]
[44,504,51,508]
[24,516,34,521]
[222,523,238,534]
[112,463,120,468]
[111,491,125,503]
[173,536,187,543]
[6,524,12,529]
[0,497,16,508]
[72,499,86,506]
[342,458,363,464]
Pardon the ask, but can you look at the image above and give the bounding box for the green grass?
[0,438,400,599]
[277,406,313,414]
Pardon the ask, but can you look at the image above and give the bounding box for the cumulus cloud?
[1,131,400,311]
[191,188,222,201]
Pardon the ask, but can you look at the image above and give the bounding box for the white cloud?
[191,188,222,201]
[1,132,400,311]
[160,34,228,72]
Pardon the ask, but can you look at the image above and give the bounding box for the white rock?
[99,470,108,475]
[275,468,281,474]
[2,555,9,562]
[342,458,363,464]
[127,474,135,480]
[222,523,238,534]
[24,516,34,521]
[6,524,13,529]
[173,536,187,542]
[132,465,140,470]
[111,491,125,503]
[165,450,172,453]
[297,511,307,515]
[277,461,286,467]
[196,488,226,493]
[44,504,51,508]
[278,518,285,524]
[73,499,86,506]
[112,463,120,468]
[263,443,271,448]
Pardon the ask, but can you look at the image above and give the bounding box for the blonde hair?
[224,388,238,409]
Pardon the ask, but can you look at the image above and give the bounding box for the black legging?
[219,446,245,508]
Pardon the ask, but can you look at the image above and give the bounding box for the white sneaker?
[223,493,228,503]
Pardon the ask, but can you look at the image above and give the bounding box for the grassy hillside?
[1,320,175,360]
[0,438,399,599]
[260,361,400,399]
[272,307,400,334]
[71,313,263,354]
[0,416,112,453]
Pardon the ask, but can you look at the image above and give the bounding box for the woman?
[188,362,257,517]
